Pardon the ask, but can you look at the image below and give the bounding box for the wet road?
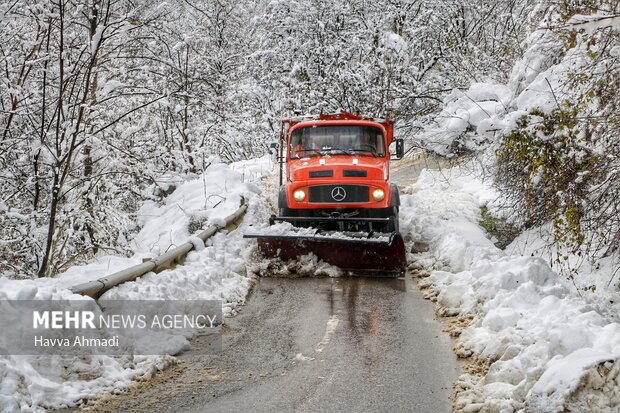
[93,276,459,413]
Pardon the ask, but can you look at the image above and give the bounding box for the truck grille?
[308,185,369,203]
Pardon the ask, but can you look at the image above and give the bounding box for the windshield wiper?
[295,148,383,158]
[320,147,354,155]
[291,148,323,159]
[346,148,384,157]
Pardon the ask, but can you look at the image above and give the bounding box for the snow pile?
[400,165,620,412]
[415,82,512,156]
[133,160,262,255]
[416,12,613,161]
[508,27,596,116]
[407,10,620,410]
[0,156,274,411]
[496,15,620,312]
[507,29,565,99]
[507,224,620,320]
[0,354,172,412]
[566,13,620,34]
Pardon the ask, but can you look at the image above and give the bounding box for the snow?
[416,82,512,156]
[132,161,260,255]
[90,26,104,56]
[416,24,596,155]
[249,248,344,279]
[0,156,273,411]
[102,230,254,309]
[96,80,123,99]
[382,31,406,52]
[408,22,620,411]
[566,14,620,33]
[400,161,620,412]
[508,30,564,98]
[507,223,620,323]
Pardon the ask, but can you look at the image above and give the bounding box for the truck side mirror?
[269,142,278,154]
[392,138,404,160]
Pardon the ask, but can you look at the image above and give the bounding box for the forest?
[1,0,618,283]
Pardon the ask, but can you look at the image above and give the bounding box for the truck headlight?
[293,189,306,202]
[372,189,385,201]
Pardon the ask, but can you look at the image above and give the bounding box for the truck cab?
[277,111,404,233]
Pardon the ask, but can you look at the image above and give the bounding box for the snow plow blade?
[244,231,406,276]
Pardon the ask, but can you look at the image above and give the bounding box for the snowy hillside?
[400,166,620,412]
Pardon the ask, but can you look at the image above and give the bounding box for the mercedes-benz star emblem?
[331,186,346,202]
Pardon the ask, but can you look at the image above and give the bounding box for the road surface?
[82,276,459,412]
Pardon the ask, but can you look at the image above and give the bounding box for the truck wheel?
[279,207,295,220]
[387,207,399,233]
[279,207,304,228]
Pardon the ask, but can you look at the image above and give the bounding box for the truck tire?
[278,187,287,210]
[385,185,400,232]
[278,187,294,218]
[387,207,399,233]
[390,184,400,213]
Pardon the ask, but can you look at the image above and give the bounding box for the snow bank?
[133,161,261,255]
[510,31,593,115]
[250,251,344,279]
[50,158,267,289]
[507,29,565,98]
[507,224,620,322]
[408,11,620,410]
[102,231,254,315]
[400,163,620,412]
[0,156,274,411]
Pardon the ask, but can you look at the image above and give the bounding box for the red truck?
[246,111,406,275]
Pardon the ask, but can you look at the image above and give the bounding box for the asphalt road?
[87,275,459,413]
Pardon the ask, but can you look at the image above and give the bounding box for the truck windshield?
[289,125,386,159]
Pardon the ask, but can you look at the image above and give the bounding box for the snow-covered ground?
[0,156,275,412]
[399,164,620,412]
